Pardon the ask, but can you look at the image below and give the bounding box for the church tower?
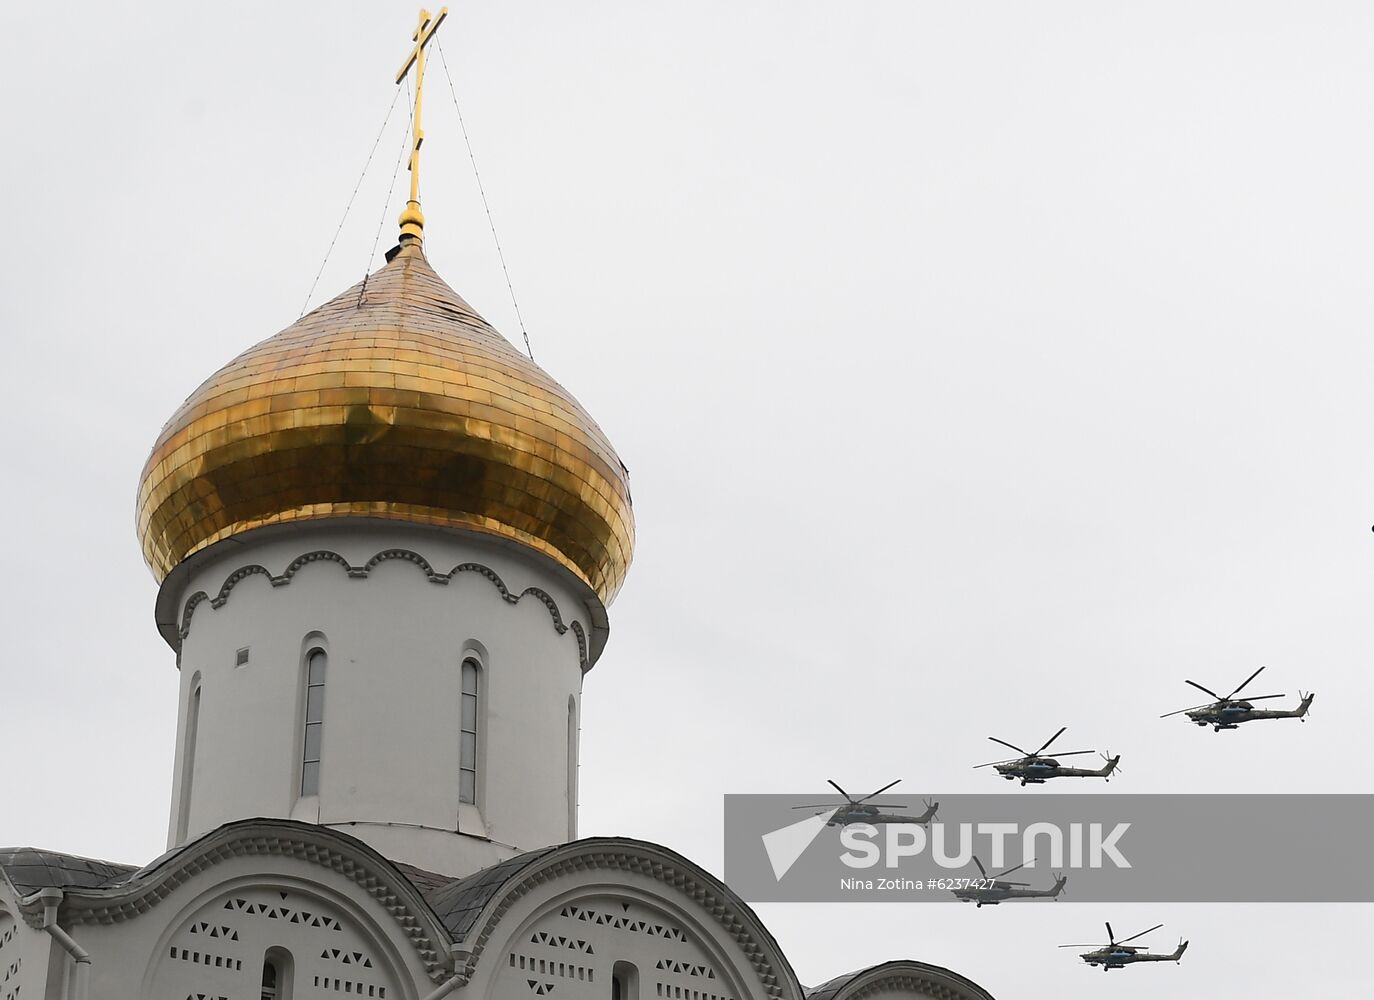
[134,12,633,879]
[3,15,997,1000]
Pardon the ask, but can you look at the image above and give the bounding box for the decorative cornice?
[176,548,589,669]
[845,975,971,1000]
[451,841,803,1000]
[817,961,996,1000]
[15,820,452,982]
[7,828,989,1000]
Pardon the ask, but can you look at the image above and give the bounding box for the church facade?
[0,51,995,998]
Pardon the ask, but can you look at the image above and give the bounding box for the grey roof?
[0,825,555,942]
[390,860,458,895]
[0,848,138,897]
[807,967,865,1000]
[3,828,820,997]
[5,830,972,998]
[806,960,996,1000]
[423,844,559,939]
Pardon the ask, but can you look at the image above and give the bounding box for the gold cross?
[395,7,448,244]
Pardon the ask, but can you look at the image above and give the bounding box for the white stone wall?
[0,908,19,1000]
[147,884,402,1000]
[0,904,32,1000]
[6,852,779,1000]
[162,521,594,877]
[0,889,59,1000]
[459,866,794,1000]
[38,852,438,1000]
[3,837,996,1000]
[487,893,742,1000]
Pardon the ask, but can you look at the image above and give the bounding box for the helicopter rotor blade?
[1105,922,1115,944]
[791,803,843,809]
[1118,923,1163,945]
[996,858,1033,879]
[1057,944,1102,948]
[855,779,902,804]
[988,736,1031,756]
[827,780,855,803]
[974,758,1019,768]
[1034,727,1068,756]
[1227,665,1266,699]
[1239,693,1285,702]
[1160,703,1212,718]
[972,856,988,878]
[1047,750,1096,758]
[1185,679,1224,700]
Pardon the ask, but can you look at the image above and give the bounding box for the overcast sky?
[2,3,1371,997]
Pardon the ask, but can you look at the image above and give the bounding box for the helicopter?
[949,855,1066,907]
[1059,922,1188,972]
[974,727,1120,785]
[791,780,939,827]
[1160,666,1315,731]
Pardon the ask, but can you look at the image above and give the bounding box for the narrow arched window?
[567,695,579,840]
[612,961,638,1000]
[176,681,202,843]
[459,658,480,804]
[261,947,294,1000]
[301,649,327,797]
[261,959,279,1000]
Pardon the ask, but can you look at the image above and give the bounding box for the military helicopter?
[1059,922,1188,972]
[974,727,1120,785]
[1160,666,1315,731]
[791,780,939,827]
[950,856,1066,907]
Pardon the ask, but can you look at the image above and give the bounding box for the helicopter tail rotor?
[923,797,940,823]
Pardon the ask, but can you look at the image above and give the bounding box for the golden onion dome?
[136,242,634,604]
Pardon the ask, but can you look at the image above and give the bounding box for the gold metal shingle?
[135,244,634,604]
